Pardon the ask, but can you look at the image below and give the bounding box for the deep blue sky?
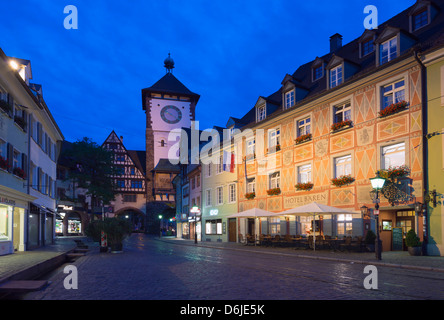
[1,0,415,151]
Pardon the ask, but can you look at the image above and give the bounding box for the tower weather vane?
[164,52,175,73]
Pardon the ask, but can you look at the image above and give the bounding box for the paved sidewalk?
[0,237,82,284]
[158,236,444,273]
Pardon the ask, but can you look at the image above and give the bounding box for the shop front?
[0,187,35,255]
[56,206,88,236]
[28,203,55,249]
[378,206,423,252]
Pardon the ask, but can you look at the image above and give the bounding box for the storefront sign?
[283,191,328,209]
[0,197,16,206]
[209,209,218,216]
[59,205,73,211]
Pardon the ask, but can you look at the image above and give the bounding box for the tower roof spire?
[164,52,175,73]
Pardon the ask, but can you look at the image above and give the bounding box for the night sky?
[1,0,415,151]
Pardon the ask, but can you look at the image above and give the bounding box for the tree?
[62,137,117,210]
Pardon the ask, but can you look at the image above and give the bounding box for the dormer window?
[313,66,323,81]
[257,105,266,122]
[330,65,343,88]
[413,9,428,31]
[361,39,374,56]
[379,37,397,65]
[284,90,295,109]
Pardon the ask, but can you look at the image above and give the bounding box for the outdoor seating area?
[239,234,367,252]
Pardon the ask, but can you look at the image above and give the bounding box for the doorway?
[13,208,21,251]
[228,218,236,242]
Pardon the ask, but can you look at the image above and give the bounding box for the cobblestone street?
[22,234,444,301]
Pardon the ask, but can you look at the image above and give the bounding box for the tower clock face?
[160,105,182,124]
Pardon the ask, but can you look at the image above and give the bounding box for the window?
[337,214,353,236]
[382,79,405,110]
[297,164,312,184]
[131,180,143,189]
[269,218,281,235]
[333,102,351,124]
[216,155,223,174]
[116,166,125,175]
[257,106,266,121]
[246,138,255,158]
[297,117,311,137]
[229,184,236,203]
[334,155,352,178]
[413,10,428,31]
[130,167,135,175]
[247,179,256,193]
[0,205,11,241]
[382,142,405,169]
[285,90,295,109]
[205,219,222,235]
[269,172,280,189]
[0,139,6,161]
[116,155,125,162]
[313,66,323,81]
[196,174,200,187]
[362,39,374,56]
[191,177,195,190]
[330,65,343,88]
[205,189,212,207]
[268,128,280,149]
[380,37,397,65]
[13,149,20,169]
[123,195,136,202]
[216,186,223,205]
[206,163,212,177]
[117,180,125,188]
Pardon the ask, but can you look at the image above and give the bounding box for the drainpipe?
[413,50,429,256]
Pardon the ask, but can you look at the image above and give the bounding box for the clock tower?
[142,53,200,204]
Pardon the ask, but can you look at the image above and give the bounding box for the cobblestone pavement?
[22,234,444,301]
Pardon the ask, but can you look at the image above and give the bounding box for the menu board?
[392,227,403,251]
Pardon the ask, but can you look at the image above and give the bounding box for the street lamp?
[158,215,163,238]
[190,205,201,244]
[370,172,386,260]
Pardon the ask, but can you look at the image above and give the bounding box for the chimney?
[330,33,343,53]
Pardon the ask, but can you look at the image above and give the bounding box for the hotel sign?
[283,191,328,209]
[0,196,16,206]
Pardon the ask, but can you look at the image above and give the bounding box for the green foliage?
[405,229,421,247]
[84,220,104,242]
[102,217,132,245]
[364,230,376,244]
[61,137,118,205]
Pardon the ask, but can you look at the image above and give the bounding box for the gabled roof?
[142,73,200,98]
[153,158,180,173]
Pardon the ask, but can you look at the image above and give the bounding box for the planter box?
[408,246,422,256]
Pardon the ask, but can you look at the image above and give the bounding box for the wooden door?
[228,218,236,242]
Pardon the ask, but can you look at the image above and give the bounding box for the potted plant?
[295,182,314,191]
[405,229,422,256]
[378,100,408,118]
[245,192,256,200]
[364,230,376,252]
[295,133,312,145]
[0,156,9,171]
[102,217,132,253]
[266,188,281,196]
[85,220,104,243]
[331,175,355,187]
[331,119,352,132]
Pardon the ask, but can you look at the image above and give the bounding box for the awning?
[227,207,276,218]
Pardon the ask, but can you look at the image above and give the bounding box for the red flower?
[295,133,312,144]
[379,101,408,118]
[331,120,352,132]
[295,182,314,191]
[266,188,281,196]
[331,175,355,187]
[245,192,256,200]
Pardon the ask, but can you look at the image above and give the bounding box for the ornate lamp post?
[158,215,163,238]
[370,172,386,260]
[190,205,201,244]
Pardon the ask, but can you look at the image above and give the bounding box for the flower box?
[267,144,281,153]
[379,101,408,118]
[331,175,355,187]
[377,165,410,181]
[331,119,352,132]
[245,192,256,200]
[295,182,314,191]
[295,133,312,145]
[266,188,281,196]
[0,156,9,170]
[13,167,26,179]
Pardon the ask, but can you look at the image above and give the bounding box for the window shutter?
[7,93,14,118]
[7,143,13,172]
[21,153,28,174]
